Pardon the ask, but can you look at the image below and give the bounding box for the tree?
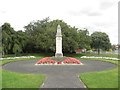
[24,19,80,53]
[1,18,93,55]
[2,23,27,55]
[24,18,51,53]
[2,23,16,54]
[0,27,2,56]
[77,28,91,50]
[91,32,111,55]
[24,18,93,53]
[16,30,28,53]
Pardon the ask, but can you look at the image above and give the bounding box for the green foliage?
[2,23,28,55]
[111,44,117,51]
[1,18,112,55]
[77,29,91,50]
[24,18,91,53]
[2,23,15,54]
[91,32,111,54]
[13,43,22,55]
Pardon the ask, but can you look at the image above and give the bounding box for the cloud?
[68,9,102,17]
[81,9,102,16]
[93,21,116,28]
[67,2,102,17]
[99,1,115,10]
[0,10,6,14]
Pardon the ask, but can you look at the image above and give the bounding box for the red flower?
[36,57,82,65]
[63,57,81,64]
[57,61,62,64]
[36,57,57,64]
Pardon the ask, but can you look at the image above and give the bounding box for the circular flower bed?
[35,57,56,65]
[63,57,81,64]
[35,57,83,65]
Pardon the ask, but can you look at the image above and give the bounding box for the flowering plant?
[35,57,56,64]
[81,56,120,60]
[63,57,81,64]
[35,57,82,65]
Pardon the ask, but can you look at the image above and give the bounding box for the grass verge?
[80,59,118,88]
[0,57,45,89]
[82,53,118,58]
[1,70,45,88]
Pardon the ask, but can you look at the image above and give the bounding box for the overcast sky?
[0,0,119,44]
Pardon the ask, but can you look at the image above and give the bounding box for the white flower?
[81,56,120,60]
[0,56,36,60]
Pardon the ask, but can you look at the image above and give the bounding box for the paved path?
[2,60,116,88]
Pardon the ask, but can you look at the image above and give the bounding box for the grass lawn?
[0,70,2,90]
[3,53,54,58]
[0,57,45,89]
[1,70,45,88]
[80,59,118,88]
[83,53,118,58]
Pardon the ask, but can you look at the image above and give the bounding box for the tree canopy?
[91,32,111,54]
[24,18,91,53]
[1,18,111,55]
[2,23,27,55]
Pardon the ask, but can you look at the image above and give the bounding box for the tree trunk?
[2,51,4,57]
[98,48,100,55]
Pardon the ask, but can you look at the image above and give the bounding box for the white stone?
[55,25,63,57]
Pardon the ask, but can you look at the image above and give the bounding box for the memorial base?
[55,53,63,57]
